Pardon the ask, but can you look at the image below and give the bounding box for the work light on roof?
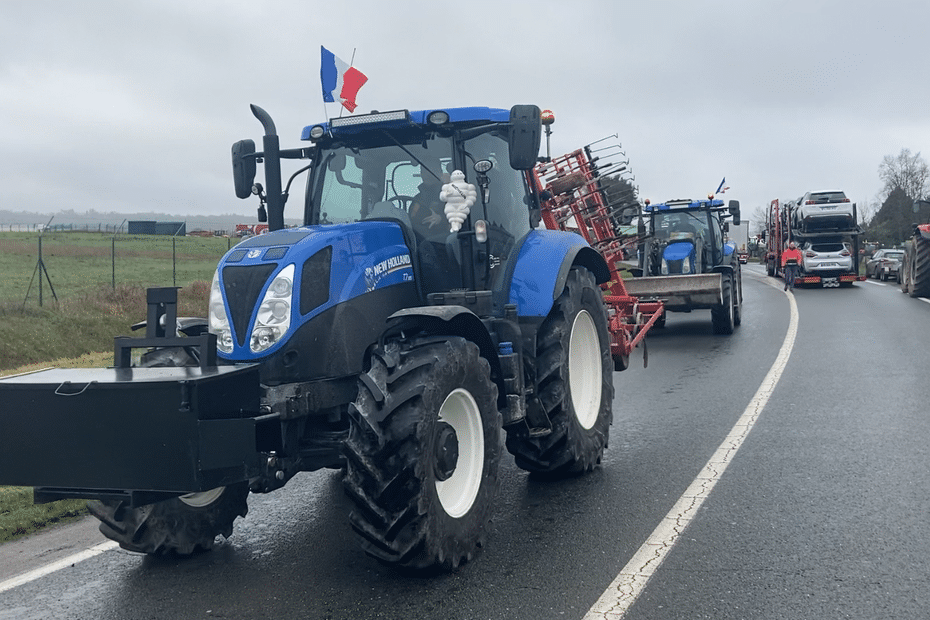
[427,110,450,126]
[308,125,326,140]
[330,110,410,128]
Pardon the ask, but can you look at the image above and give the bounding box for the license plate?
[819,262,838,267]
[819,206,837,210]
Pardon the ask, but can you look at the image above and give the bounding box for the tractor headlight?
[682,257,692,274]
[660,258,669,275]
[250,264,295,353]
[208,270,234,354]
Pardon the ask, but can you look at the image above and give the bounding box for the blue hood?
[216,222,414,360]
[663,241,695,262]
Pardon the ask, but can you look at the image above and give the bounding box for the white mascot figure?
[439,170,477,233]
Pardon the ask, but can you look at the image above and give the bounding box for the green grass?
[0,231,224,372]
[0,231,233,304]
[0,487,89,544]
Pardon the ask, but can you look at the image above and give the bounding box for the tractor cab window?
[462,132,532,299]
[307,139,453,232]
[463,132,532,241]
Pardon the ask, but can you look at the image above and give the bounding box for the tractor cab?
[234,106,542,315]
[640,198,736,276]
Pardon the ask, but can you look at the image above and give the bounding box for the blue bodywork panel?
[723,240,736,256]
[663,241,695,262]
[509,229,593,317]
[218,222,413,360]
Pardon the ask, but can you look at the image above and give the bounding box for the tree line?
[866,148,930,246]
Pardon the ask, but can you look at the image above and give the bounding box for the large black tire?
[87,484,249,555]
[733,270,743,327]
[913,235,930,298]
[901,241,913,294]
[711,275,736,335]
[344,337,502,571]
[505,267,613,476]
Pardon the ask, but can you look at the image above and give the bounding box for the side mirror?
[728,199,740,222]
[508,105,541,170]
[232,139,257,199]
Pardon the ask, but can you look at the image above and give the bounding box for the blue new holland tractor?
[0,104,653,572]
[626,197,743,334]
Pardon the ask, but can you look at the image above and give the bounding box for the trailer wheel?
[344,337,501,572]
[912,235,930,297]
[505,267,613,476]
[87,483,249,555]
[711,275,735,335]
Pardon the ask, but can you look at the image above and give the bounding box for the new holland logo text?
[364,253,412,291]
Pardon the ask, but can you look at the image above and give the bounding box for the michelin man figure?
[439,170,477,233]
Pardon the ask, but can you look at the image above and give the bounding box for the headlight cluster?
[208,270,234,354]
[660,258,669,275]
[250,264,295,353]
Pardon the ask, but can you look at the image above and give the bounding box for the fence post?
[112,236,116,290]
[173,237,177,287]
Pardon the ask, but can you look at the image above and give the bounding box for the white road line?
[0,541,118,594]
[584,277,799,620]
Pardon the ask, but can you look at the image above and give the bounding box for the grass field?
[0,231,228,371]
[0,232,233,543]
[0,231,233,304]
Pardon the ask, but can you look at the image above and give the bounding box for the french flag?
[320,46,368,113]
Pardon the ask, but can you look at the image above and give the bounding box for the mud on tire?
[505,267,614,476]
[344,337,502,572]
[87,483,249,555]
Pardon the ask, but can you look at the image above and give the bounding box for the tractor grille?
[222,264,278,347]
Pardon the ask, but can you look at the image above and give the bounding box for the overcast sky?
[2,0,928,230]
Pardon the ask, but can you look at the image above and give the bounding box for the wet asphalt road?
[2,266,929,619]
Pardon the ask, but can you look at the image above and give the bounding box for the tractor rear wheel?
[506,267,613,476]
[912,235,930,298]
[344,337,502,571]
[733,272,743,327]
[711,275,736,334]
[88,484,249,555]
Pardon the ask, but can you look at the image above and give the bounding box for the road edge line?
[0,540,118,594]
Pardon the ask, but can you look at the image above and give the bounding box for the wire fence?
[0,231,237,308]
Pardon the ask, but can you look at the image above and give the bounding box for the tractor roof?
[301,107,511,141]
[643,198,725,212]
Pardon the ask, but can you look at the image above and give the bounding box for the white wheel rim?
[435,388,484,518]
[179,486,224,508]
[569,310,602,430]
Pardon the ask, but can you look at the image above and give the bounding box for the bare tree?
[878,148,929,201]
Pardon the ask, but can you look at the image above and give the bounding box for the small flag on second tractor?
[320,46,368,113]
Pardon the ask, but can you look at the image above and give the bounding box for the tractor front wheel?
[344,337,502,571]
[87,483,249,555]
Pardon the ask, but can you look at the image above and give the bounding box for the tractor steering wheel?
[388,195,416,210]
